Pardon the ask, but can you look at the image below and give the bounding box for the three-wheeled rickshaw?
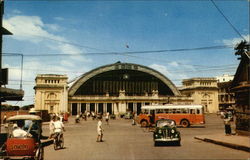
[1,115,44,160]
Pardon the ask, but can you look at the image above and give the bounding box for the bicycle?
[53,132,64,150]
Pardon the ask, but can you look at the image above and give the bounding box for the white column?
[86,103,90,112]
[104,103,107,113]
[77,103,81,114]
[114,103,119,115]
[95,103,98,113]
[41,91,45,110]
[119,102,126,113]
[63,84,68,113]
[70,103,73,115]
[133,103,137,113]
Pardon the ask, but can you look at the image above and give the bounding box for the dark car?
[153,119,181,146]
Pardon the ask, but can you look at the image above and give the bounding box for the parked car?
[110,114,116,120]
[153,119,181,146]
[124,112,132,119]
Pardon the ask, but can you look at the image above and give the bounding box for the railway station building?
[34,62,193,115]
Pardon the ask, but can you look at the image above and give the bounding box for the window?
[50,106,54,113]
[157,109,164,113]
[190,109,195,114]
[196,109,200,114]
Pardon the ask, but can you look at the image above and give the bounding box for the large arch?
[68,62,181,96]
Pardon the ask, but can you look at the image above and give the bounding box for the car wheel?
[176,141,181,146]
[154,141,159,146]
[180,119,189,128]
[141,121,148,127]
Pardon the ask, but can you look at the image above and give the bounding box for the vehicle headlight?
[171,129,175,134]
[158,130,162,134]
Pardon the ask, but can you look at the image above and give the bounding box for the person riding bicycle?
[53,116,65,139]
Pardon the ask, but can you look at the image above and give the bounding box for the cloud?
[222,34,250,46]
[60,60,75,67]
[149,64,171,77]
[3,15,91,63]
[45,24,61,32]
[12,9,22,14]
[54,17,64,21]
[169,61,179,67]
[149,63,191,86]
[3,15,65,43]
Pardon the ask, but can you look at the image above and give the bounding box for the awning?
[0,87,24,101]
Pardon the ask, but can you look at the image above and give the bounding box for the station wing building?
[67,62,192,115]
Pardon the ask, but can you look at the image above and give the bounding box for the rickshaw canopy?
[6,115,42,122]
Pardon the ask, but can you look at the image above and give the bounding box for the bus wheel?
[141,121,148,127]
[180,119,189,128]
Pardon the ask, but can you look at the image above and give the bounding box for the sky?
[2,0,249,106]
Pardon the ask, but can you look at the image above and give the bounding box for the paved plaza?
[42,114,249,160]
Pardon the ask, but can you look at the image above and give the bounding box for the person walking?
[105,112,110,125]
[223,111,231,135]
[131,112,136,125]
[49,116,55,138]
[96,117,104,142]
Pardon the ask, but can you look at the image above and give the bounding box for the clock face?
[123,74,129,80]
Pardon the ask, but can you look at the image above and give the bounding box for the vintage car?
[153,119,181,146]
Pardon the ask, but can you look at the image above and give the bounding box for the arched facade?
[68,62,192,115]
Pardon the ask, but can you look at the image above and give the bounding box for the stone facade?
[180,78,219,113]
[34,74,68,114]
[34,63,194,116]
[68,63,193,115]
[216,74,234,83]
[217,81,235,110]
[230,50,250,135]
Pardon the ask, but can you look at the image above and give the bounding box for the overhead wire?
[2,44,234,57]
[210,0,246,41]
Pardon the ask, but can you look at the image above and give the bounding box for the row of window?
[45,79,60,84]
[200,82,212,86]
[142,108,202,114]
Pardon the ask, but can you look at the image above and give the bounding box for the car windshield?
[156,120,175,127]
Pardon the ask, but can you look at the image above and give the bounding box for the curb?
[194,137,250,153]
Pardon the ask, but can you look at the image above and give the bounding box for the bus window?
[142,110,148,114]
[164,109,169,113]
[172,109,176,114]
[181,109,188,114]
[157,109,164,113]
[190,109,195,114]
[196,109,200,114]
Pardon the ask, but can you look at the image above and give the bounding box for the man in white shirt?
[96,117,103,142]
[53,116,65,134]
[12,121,30,138]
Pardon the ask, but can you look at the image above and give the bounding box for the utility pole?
[0,0,23,133]
[0,0,4,133]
